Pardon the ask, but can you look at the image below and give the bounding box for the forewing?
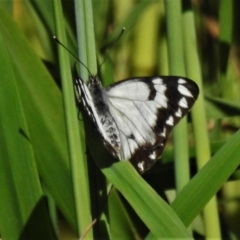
[106,76,199,173]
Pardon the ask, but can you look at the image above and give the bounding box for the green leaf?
[171,129,240,225]
[205,96,240,119]
[0,22,56,239]
[0,3,77,232]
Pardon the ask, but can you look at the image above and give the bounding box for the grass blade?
[0,24,56,239]
[53,0,92,237]
[182,1,221,237]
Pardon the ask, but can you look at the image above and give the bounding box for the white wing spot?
[175,108,182,117]
[138,162,144,172]
[154,93,168,108]
[160,127,166,137]
[179,97,188,108]
[154,84,167,94]
[149,151,157,160]
[153,78,163,84]
[178,85,193,97]
[166,116,174,126]
[178,78,187,84]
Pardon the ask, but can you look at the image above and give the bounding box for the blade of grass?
[164,0,191,196]
[0,3,77,232]
[53,0,92,237]
[0,31,56,239]
[83,0,97,74]
[171,129,240,225]
[74,0,88,81]
[78,0,116,238]
[182,0,221,237]
[75,0,110,238]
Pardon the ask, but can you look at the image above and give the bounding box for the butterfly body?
[75,75,199,173]
[76,76,121,156]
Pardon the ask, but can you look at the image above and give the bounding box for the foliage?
[0,0,240,239]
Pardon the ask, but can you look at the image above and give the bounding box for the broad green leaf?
[0,3,77,232]
[0,26,56,239]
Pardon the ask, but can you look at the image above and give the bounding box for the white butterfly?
[75,75,199,173]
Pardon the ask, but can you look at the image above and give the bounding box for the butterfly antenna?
[98,27,126,72]
[53,36,92,76]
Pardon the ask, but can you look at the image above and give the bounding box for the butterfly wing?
[105,76,199,172]
[75,77,121,157]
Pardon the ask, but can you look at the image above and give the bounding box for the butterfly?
[75,74,199,173]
